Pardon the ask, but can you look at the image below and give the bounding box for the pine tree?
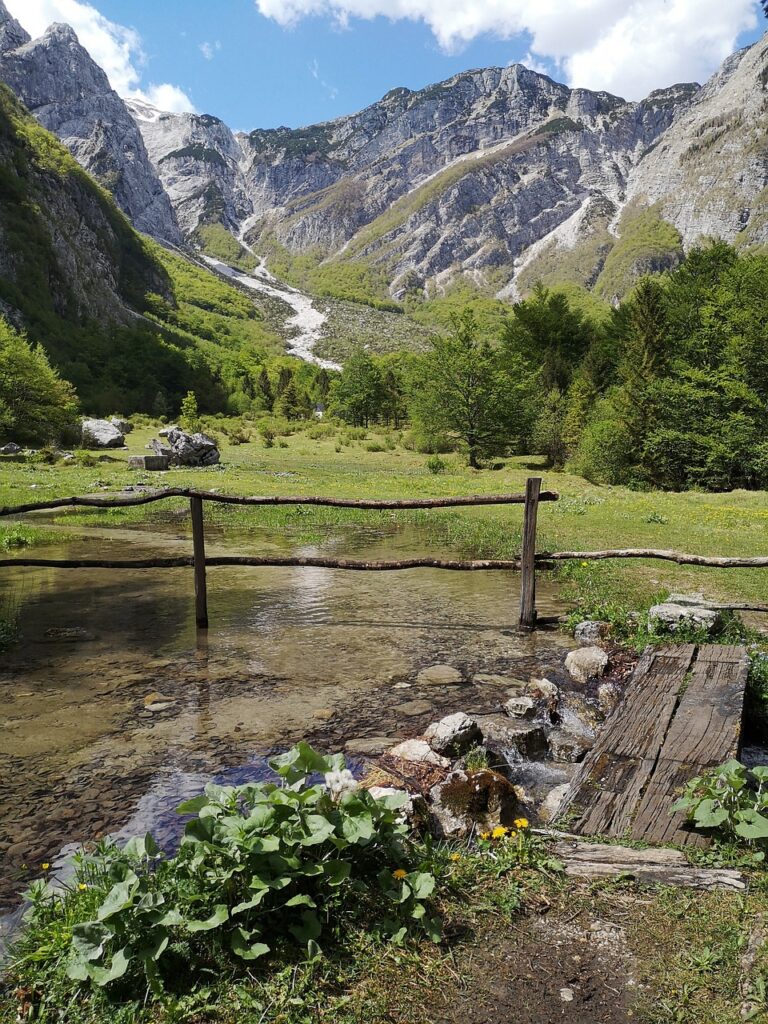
[276,380,302,420]
[179,391,200,431]
[257,367,274,411]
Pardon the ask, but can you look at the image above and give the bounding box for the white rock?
[386,739,450,768]
[539,783,571,823]
[574,620,610,646]
[529,677,560,701]
[81,418,125,449]
[424,712,480,756]
[597,682,621,716]
[504,696,537,719]
[648,601,723,633]
[565,646,609,684]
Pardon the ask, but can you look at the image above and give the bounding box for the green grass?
[194,224,258,271]
[3,422,768,613]
[594,202,683,300]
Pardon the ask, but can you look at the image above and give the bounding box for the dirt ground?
[429,911,632,1024]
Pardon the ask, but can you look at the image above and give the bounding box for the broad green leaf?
[187,905,229,933]
[735,809,768,840]
[232,890,270,916]
[341,811,374,844]
[230,928,270,961]
[290,910,322,943]
[176,794,209,815]
[97,880,136,921]
[408,872,435,900]
[323,860,351,887]
[135,931,169,963]
[87,947,131,987]
[71,921,111,961]
[300,814,336,846]
[692,799,729,829]
[285,894,317,908]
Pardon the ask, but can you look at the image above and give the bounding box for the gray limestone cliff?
[0,3,181,244]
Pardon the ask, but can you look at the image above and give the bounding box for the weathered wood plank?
[558,644,748,847]
[519,476,542,630]
[558,646,696,836]
[554,840,746,890]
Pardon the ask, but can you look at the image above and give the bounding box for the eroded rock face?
[0,8,180,244]
[81,418,124,449]
[429,769,530,839]
[574,621,610,647]
[475,715,548,767]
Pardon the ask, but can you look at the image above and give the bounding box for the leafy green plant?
[672,759,768,855]
[463,746,489,771]
[17,744,438,1000]
[426,454,447,475]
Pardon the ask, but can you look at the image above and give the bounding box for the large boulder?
[81,418,125,449]
[424,712,481,757]
[565,646,609,684]
[429,769,530,839]
[151,429,220,467]
[110,417,133,434]
[475,715,548,766]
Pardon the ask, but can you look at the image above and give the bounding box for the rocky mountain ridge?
[1,0,766,304]
[0,2,181,244]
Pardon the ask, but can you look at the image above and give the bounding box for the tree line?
[3,240,767,492]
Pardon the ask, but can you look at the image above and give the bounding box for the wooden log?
[0,556,531,571]
[540,549,768,568]
[0,489,560,518]
[519,477,542,631]
[553,840,745,890]
[190,496,208,630]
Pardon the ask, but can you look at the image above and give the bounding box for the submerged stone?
[417,664,464,686]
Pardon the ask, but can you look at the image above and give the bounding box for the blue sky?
[8,1,765,129]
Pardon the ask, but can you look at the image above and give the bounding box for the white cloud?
[199,39,222,60]
[5,0,197,111]
[254,0,761,98]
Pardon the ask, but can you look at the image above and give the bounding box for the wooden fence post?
[190,496,209,629]
[519,476,542,631]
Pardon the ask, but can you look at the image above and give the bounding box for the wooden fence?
[1,477,767,630]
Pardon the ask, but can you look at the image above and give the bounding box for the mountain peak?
[0,0,30,53]
[42,23,81,47]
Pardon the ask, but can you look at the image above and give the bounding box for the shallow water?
[0,520,569,911]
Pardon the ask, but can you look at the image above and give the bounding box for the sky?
[5,0,765,129]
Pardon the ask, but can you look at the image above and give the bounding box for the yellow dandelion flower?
[449,852,461,862]
[514,818,530,830]
[479,831,491,841]
[581,561,589,568]
[78,883,88,892]
[392,869,407,880]
[41,863,50,871]
[492,826,508,839]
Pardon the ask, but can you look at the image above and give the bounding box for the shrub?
[13,745,439,1001]
[672,759,768,857]
[260,425,275,449]
[426,455,447,474]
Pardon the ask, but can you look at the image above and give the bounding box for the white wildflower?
[324,768,359,802]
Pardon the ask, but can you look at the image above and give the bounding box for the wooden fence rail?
[2,481,767,631]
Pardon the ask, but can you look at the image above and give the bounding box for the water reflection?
[0,521,569,910]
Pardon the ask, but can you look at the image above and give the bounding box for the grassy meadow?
[2,419,768,623]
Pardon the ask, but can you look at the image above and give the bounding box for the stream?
[0,519,570,924]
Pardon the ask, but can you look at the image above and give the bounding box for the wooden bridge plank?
[558,644,748,847]
[558,646,695,836]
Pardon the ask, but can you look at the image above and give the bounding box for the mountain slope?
[0,1,181,244]
[0,82,280,413]
[128,67,695,301]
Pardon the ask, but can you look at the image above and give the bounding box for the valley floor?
[2,423,768,1023]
